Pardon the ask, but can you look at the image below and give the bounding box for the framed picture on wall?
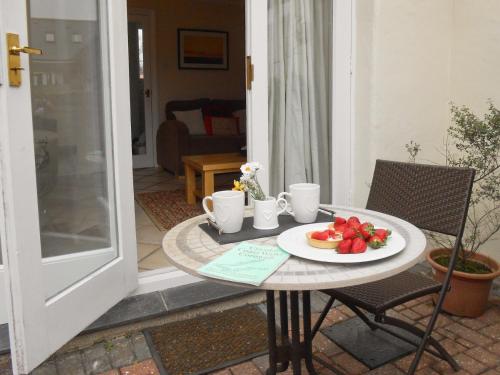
[178,29,229,70]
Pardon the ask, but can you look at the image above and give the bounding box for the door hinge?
[246,55,254,90]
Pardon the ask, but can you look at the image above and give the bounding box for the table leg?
[185,164,196,204]
[290,292,303,375]
[302,292,315,373]
[202,170,215,198]
[266,291,278,375]
[265,291,346,375]
[278,292,290,372]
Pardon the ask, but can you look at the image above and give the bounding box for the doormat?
[135,189,203,231]
[144,305,268,375]
[321,317,416,369]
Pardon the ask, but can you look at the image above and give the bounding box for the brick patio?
[1,293,497,375]
[216,297,500,375]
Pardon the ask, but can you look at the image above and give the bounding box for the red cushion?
[204,116,213,135]
[203,116,240,136]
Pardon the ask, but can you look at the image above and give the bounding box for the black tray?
[198,212,333,245]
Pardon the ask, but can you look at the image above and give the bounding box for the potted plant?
[406,101,500,317]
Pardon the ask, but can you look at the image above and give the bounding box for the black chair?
[313,160,475,374]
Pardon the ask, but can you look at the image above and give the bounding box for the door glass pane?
[268,0,333,202]
[128,21,146,155]
[28,0,117,299]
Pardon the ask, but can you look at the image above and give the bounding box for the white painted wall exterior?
[352,0,500,260]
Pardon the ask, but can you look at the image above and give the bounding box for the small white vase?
[253,197,288,230]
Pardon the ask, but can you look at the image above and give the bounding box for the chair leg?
[312,296,335,338]
[408,296,458,373]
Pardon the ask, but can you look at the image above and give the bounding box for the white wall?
[353,0,500,260]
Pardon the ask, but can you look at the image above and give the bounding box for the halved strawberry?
[337,239,352,254]
[359,222,375,239]
[334,216,347,225]
[374,228,391,242]
[311,230,329,241]
[342,227,359,240]
[368,235,385,249]
[351,238,367,253]
[328,229,337,238]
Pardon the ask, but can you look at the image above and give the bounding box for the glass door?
[0,0,137,373]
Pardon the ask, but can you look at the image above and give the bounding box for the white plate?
[277,223,406,263]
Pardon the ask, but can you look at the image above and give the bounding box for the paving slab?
[86,292,167,333]
[161,281,255,312]
[322,317,416,369]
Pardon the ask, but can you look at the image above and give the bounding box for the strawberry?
[334,216,347,225]
[359,222,375,239]
[342,227,358,240]
[347,216,360,224]
[347,217,361,230]
[374,228,391,241]
[337,239,352,254]
[311,230,329,241]
[368,235,385,249]
[351,238,367,253]
[334,223,347,233]
[328,229,337,238]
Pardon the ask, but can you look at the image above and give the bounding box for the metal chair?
[313,160,475,374]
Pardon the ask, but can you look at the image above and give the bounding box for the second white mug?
[278,183,320,223]
[253,197,288,230]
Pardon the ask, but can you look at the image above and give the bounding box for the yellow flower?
[233,180,245,191]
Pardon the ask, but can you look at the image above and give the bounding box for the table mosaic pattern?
[162,206,427,291]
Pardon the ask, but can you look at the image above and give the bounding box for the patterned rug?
[135,189,204,231]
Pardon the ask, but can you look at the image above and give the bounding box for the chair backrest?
[366,160,475,237]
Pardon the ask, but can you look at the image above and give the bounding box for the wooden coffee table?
[182,153,246,204]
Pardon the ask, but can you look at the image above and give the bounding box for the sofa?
[157,98,246,175]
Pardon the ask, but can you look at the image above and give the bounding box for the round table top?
[162,206,427,291]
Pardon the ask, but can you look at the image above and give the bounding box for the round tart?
[306,231,342,249]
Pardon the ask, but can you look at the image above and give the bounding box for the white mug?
[253,197,288,230]
[278,183,320,223]
[202,190,244,233]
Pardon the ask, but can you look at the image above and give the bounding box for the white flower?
[240,162,255,176]
[240,161,263,176]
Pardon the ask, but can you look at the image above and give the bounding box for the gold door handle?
[6,32,42,87]
[9,45,43,55]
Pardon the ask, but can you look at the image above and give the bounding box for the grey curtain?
[268,0,332,203]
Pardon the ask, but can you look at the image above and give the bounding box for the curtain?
[268,0,332,203]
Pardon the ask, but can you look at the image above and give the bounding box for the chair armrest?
[156,120,190,175]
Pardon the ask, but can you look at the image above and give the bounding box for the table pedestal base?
[266,291,345,375]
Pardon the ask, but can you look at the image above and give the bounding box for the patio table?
[162,206,427,375]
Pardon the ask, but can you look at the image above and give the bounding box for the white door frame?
[129,8,158,169]
[0,0,138,372]
[331,0,355,206]
[245,0,270,195]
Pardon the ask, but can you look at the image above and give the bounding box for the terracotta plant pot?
[427,248,500,318]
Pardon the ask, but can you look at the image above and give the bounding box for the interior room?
[126,0,247,272]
